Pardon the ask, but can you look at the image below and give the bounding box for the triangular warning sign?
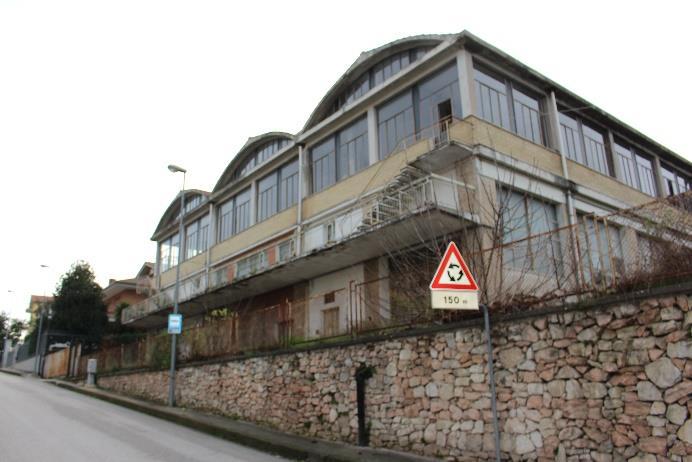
[430,242,479,291]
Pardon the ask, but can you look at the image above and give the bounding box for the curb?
[0,368,25,377]
[48,380,437,462]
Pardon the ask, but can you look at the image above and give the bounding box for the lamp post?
[35,264,49,376]
[167,164,186,407]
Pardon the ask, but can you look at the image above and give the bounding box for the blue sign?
[168,314,183,334]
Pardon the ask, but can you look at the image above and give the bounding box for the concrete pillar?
[205,202,215,279]
[456,48,476,119]
[155,243,162,291]
[545,91,563,153]
[367,106,379,164]
[652,155,667,198]
[249,180,257,227]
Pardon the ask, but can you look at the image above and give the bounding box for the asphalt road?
[0,373,290,462]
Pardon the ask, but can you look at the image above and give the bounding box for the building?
[28,295,53,325]
[102,263,154,322]
[121,31,691,344]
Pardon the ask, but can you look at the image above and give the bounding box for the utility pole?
[167,164,186,407]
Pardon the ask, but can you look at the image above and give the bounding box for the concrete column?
[545,91,563,153]
[367,106,379,164]
[456,48,476,119]
[300,144,311,199]
[607,130,624,182]
[205,202,215,271]
[249,180,257,227]
[652,155,667,198]
[155,242,162,291]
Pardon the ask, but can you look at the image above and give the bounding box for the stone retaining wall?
[99,293,692,461]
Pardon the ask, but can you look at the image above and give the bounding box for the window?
[235,139,289,180]
[512,88,542,144]
[558,111,609,176]
[578,215,623,284]
[159,233,180,272]
[474,68,511,131]
[337,117,369,181]
[378,90,415,158]
[615,142,638,190]
[417,63,461,131]
[234,189,251,234]
[277,240,294,263]
[499,188,560,273]
[324,291,335,304]
[329,46,434,116]
[614,142,657,196]
[218,200,234,243]
[258,159,300,221]
[474,67,545,145]
[279,160,299,210]
[258,172,278,222]
[559,113,583,163]
[217,187,251,242]
[635,154,656,196]
[311,137,336,193]
[184,215,210,260]
[311,117,369,193]
[662,166,691,196]
[581,124,609,175]
[236,251,267,279]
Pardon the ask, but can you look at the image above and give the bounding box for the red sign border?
[429,242,479,291]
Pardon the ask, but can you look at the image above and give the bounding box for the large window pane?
[513,87,542,144]
[559,113,583,163]
[377,90,415,158]
[635,154,656,196]
[474,69,511,131]
[185,215,210,260]
[337,117,369,180]
[279,160,299,210]
[234,188,251,233]
[311,137,336,193]
[417,63,462,130]
[499,188,558,273]
[615,143,638,190]
[578,216,623,284]
[581,124,609,175]
[218,199,234,242]
[258,172,278,222]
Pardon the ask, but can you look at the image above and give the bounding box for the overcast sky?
[1,0,690,321]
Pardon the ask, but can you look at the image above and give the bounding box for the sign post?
[430,242,501,462]
[429,242,479,309]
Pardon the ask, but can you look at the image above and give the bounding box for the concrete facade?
[121,31,691,343]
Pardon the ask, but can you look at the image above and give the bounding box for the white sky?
[1,0,691,321]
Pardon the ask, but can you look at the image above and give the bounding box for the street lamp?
[168,164,186,407]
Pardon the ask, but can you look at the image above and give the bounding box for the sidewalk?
[47,378,438,462]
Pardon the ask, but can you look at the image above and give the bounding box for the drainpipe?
[355,364,374,446]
